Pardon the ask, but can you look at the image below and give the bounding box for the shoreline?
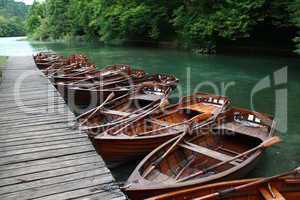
[27,36,300,58]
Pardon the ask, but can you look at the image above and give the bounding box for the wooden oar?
[71,70,126,84]
[137,112,213,137]
[104,88,172,136]
[85,86,171,134]
[81,89,161,131]
[63,67,96,77]
[142,126,190,178]
[75,92,130,121]
[48,63,78,76]
[142,100,228,178]
[51,67,95,79]
[177,136,281,183]
[106,102,163,136]
[193,166,300,200]
[78,92,115,126]
[70,74,128,87]
[142,113,219,179]
[96,99,161,129]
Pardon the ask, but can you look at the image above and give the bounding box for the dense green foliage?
[0,56,6,65]
[0,0,29,37]
[26,0,299,51]
[0,56,7,84]
[289,0,300,52]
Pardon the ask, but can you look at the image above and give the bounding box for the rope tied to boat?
[90,181,126,193]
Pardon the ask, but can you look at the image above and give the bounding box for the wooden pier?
[0,57,127,200]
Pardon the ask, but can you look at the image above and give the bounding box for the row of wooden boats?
[34,52,178,111]
[34,52,299,200]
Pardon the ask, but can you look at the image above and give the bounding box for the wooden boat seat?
[284,178,300,184]
[102,109,136,117]
[147,119,170,127]
[148,119,187,131]
[151,169,175,183]
[214,122,268,140]
[179,142,239,165]
[130,94,163,102]
[259,184,286,200]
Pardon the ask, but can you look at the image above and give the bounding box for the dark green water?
[1,37,300,181]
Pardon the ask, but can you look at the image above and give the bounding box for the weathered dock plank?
[0,57,127,200]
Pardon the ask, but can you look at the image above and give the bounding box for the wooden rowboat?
[146,173,300,200]
[42,55,91,75]
[56,68,147,108]
[78,82,173,132]
[34,54,89,71]
[87,93,231,165]
[144,74,178,89]
[51,64,133,84]
[34,52,61,67]
[46,62,95,77]
[123,108,279,200]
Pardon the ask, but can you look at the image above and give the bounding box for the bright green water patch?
[0,56,7,65]
[0,56,7,83]
[1,37,300,180]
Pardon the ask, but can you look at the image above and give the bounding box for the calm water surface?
[1,37,300,181]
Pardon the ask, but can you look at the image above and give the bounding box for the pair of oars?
[79,87,170,133]
[79,84,156,130]
[176,135,281,183]
[71,69,130,85]
[57,67,96,78]
[106,94,171,136]
[48,63,79,76]
[76,92,115,126]
[80,96,160,133]
[89,99,161,131]
[192,166,300,200]
[142,102,227,179]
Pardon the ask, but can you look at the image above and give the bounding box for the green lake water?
[1,37,300,181]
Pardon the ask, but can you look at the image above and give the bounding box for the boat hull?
[90,134,178,165]
[124,153,262,200]
[56,84,128,113]
[146,176,300,200]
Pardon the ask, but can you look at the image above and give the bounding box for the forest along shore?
[0,56,7,84]
[25,1,300,54]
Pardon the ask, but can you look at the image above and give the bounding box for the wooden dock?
[0,57,127,200]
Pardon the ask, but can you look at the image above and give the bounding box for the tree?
[46,0,71,39]
[25,0,299,53]
[0,0,29,37]
[26,1,45,36]
[289,0,300,53]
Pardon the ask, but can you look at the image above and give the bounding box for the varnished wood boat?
[46,62,95,77]
[42,54,91,75]
[123,107,279,200]
[34,53,58,66]
[146,173,300,200]
[144,74,178,89]
[34,53,89,72]
[34,52,63,69]
[78,82,173,131]
[51,64,132,84]
[56,68,147,109]
[87,93,231,165]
